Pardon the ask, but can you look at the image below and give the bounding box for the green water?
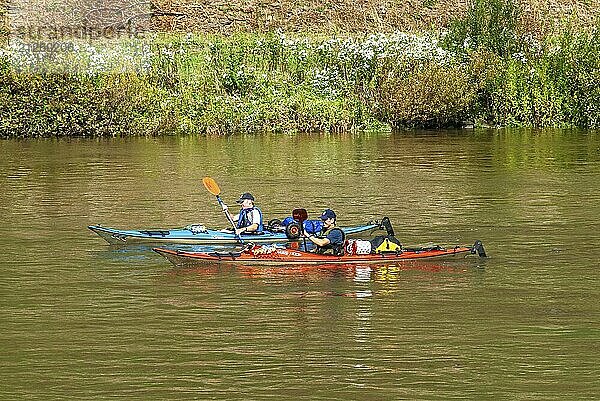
[1,130,599,400]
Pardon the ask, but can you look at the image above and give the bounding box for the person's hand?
[235,227,245,235]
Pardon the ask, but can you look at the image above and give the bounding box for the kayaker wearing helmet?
[306,209,345,255]
[223,192,264,235]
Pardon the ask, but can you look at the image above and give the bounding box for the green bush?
[444,0,521,57]
[0,70,176,137]
[372,59,476,128]
[443,0,600,128]
[481,24,600,127]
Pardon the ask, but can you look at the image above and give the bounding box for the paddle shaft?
[293,208,309,251]
[215,195,244,245]
[202,177,244,245]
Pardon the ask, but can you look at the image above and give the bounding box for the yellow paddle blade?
[202,177,221,196]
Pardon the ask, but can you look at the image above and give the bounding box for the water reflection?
[162,259,481,288]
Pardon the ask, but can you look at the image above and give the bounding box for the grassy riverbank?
[1,0,599,137]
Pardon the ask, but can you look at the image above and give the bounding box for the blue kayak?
[88,222,381,245]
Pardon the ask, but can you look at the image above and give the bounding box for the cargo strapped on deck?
[140,230,170,236]
[208,251,242,259]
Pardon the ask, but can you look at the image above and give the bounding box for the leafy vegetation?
[0,0,599,137]
[443,0,600,128]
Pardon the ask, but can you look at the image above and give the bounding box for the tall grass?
[443,0,521,58]
[492,26,600,127]
[443,0,600,128]
[2,32,450,136]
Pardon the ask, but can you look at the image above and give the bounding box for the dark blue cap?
[236,192,255,203]
[320,209,336,220]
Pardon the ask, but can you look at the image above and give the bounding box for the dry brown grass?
[1,0,598,39]
[149,0,599,35]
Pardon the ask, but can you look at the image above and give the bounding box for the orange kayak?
[153,241,486,267]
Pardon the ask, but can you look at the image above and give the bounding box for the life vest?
[237,207,264,231]
[314,226,346,256]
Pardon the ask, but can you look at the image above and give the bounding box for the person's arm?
[236,223,258,235]
[307,233,330,247]
[222,204,237,225]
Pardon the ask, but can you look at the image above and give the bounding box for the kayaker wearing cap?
[223,192,264,235]
[306,209,345,256]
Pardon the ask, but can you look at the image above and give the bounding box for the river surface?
[1,130,599,400]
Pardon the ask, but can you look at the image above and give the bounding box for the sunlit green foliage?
[442,0,600,128]
[444,0,520,57]
[1,0,599,137]
[2,32,448,136]
[487,26,600,127]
